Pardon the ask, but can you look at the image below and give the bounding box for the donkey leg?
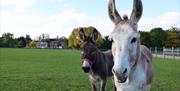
[113,83,117,91]
[89,76,98,91]
[112,77,117,91]
[91,80,98,91]
[100,79,107,91]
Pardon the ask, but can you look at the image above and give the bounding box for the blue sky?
[1,0,180,39]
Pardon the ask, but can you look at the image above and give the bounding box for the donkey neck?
[91,50,108,76]
[128,50,149,84]
[128,45,144,82]
[131,44,141,70]
[91,50,103,69]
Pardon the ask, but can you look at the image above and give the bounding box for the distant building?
[36,38,67,49]
[36,42,48,48]
[49,40,67,48]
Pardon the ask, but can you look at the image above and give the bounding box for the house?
[49,40,67,48]
[36,42,48,48]
[35,37,68,49]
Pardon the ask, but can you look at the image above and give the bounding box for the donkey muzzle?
[82,59,91,73]
[112,68,127,83]
[82,66,90,73]
[117,76,127,83]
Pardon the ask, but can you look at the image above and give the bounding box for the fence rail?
[151,47,180,60]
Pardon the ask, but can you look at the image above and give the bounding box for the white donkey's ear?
[79,28,86,41]
[130,0,143,24]
[108,0,122,25]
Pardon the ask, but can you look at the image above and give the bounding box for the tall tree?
[100,36,112,50]
[16,36,26,48]
[149,28,166,48]
[140,31,151,48]
[68,26,103,48]
[165,27,180,47]
[170,27,180,39]
[29,40,37,48]
[25,35,32,48]
[0,33,15,47]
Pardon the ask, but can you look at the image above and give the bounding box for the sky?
[1,0,180,39]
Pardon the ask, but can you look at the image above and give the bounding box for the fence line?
[151,47,180,60]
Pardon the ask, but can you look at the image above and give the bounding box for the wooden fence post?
[163,47,165,59]
[172,47,175,60]
[155,47,157,57]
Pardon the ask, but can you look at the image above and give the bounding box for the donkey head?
[79,28,99,73]
[108,0,143,83]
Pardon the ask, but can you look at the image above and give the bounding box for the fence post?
[163,47,165,59]
[155,47,157,57]
[172,47,175,60]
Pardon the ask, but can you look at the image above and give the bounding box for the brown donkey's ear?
[79,28,86,41]
[91,28,99,41]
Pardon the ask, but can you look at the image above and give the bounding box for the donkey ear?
[130,0,143,24]
[108,0,122,25]
[91,28,99,41]
[79,28,86,41]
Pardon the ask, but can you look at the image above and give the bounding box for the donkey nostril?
[123,68,127,74]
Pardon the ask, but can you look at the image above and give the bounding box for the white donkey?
[108,0,153,91]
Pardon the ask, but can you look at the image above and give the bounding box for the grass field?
[0,48,179,91]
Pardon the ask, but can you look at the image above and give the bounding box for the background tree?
[0,33,15,47]
[15,36,26,48]
[149,28,166,48]
[29,40,37,48]
[139,31,151,48]
[68,26,104,48]
[164,27,180,47]
[25,35,32,48]
[44,34,50,47]
[170,27,180,38]
[68,29,80,48]
[100,36,112,50]
[0,27,179,48]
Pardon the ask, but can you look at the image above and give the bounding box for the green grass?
[0,48,179,91]
[152,57,180,91]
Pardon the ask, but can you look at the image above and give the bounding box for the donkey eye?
[131,38,136,43]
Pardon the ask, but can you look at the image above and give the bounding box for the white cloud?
[1,2,179,39]
[1,10,44,37]
[41,8,114,38]
[33,8,98,38]
[1,0,33,6]
[139,12,180,31]
[1,8,104,38]
[1,0,34,12]
[39,8,115,38]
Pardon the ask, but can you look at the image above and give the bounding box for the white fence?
[152,47,180,60]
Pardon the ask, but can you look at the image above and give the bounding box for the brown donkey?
[79,28,116,91]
